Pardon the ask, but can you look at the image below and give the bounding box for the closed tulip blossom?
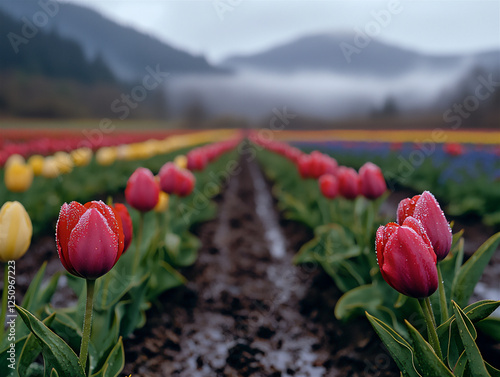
[376,217,438,298]
[125,167,160,212]
[56,200,125,370]
[397,191,452,261]
[175,169,195,197]
[112,203,133,253]
[158,162,179,194]
[359,162,387,199]
[319,174,339,199]
[4,161,34,193]
[56,201,124,280]
[297,154,312,179]
[338,167,360,200]
[0,201,33,262]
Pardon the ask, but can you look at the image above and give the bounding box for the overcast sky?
[62,0,500,63]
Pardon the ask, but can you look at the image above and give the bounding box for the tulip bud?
[174,155,188,169]
[338,167,360,200]
[319,174,339,199]
[297,154,311,179]
[28,155,45,176]
[359,162,387,199]
[125,167,160,212]
[53,152,74,174]
[158,162,179,194]
[56,201,124,279]
[4,161,34,193]
[71,147,93,167]
[154,192,170,213]
[0,201,33,262]
[41,157,60,178]
[397,191,452,261]
[175,169,195,197]
[5,154,25,169]
[112,203,133,253]
[96,147,117,166]
[376,217,438,298]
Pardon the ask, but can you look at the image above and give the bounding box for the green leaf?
[452,232,500,307]
[485,362,500,377]
[50,369,59,377]
[477,317,500,343]
[90,338,124,377]
[365,312,421,377]
[15,306,85,377]
[437,300,500,339]
[18,315,55,377]
[119,274,150,338]
[405,320,454,377]
[451,302,490,377]
[147,261,186,301]
[335,284,384,321]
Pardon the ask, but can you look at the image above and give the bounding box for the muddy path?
[122,159,399,376]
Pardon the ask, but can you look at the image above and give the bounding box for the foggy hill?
[0,0,224,82]
[222,33,499,77]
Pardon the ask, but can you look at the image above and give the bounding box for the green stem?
[419,297,443,360]
[79,279,95,372]
[133,212,145,274]
[437,264,449,324]
[0,264,8,341]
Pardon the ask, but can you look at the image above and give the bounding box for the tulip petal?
[413,191,452,261]
[382,227,438,298]
[56,201,86,276]
[68,209,118,280]
[0,202,32,262]
[396,195,419,225]
[85,201,124,255]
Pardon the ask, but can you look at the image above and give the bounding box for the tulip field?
[0,126,500,376]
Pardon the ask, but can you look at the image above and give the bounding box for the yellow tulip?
[174,155,188,169]
[41,157,60,178]
[154,192,169,213]
[5,154,25,169]
[0,201,32,262]
[53,152,73,174]
[28,155,45,176]
[4,162,34,192]
[71,147,92,167]
[96,147,117,166]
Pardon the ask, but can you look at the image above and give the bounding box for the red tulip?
[376,217,438,298]
[158,162,178,194]
[56,201,124,279]
[338,167,360,199]
[297,154,311,178]
[397,191,452,261]
[187,150,208,171]
[125,167,160,212]
[175,169,195,197]
[359,162,387,199]
[112,203,133,253]
[319,174,339,199]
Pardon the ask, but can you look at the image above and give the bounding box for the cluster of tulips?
[250,135,386,201]
[187,137,241,171]
[0,132,242,376]
[252,136,500,375]
[370,191,500,376]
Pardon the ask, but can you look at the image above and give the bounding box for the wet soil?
[2,158,499,376]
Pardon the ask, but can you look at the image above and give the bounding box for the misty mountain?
[0,0,223,82]
[222,33,499,78]
[0,9,115,84]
